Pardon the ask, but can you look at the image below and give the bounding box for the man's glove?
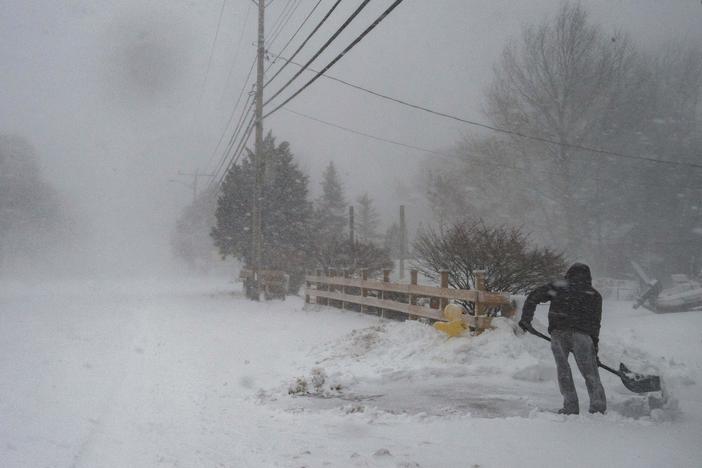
[518,320,533,332]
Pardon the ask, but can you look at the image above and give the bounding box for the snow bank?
[308,317,550,381]
[279,306,687,421]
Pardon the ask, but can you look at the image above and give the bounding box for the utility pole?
[172,169,215,202]
[250,0,266,300]
[173,169,215,203]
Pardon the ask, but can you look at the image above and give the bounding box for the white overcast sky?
[1,0,700,273]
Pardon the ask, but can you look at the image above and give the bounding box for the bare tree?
[626,45,702,276]
[355,192,381,244]
[417,4,700,276]
[420,136,551,242]
[486,2,637,255]
[413,222,566,295]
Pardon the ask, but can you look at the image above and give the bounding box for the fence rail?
[305,268,515,328]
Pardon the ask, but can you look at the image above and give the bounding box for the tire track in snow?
[70,305,148,468]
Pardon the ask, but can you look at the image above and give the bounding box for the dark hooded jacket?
[521,263,602,341]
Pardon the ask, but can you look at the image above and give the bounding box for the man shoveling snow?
[519,263,607,415]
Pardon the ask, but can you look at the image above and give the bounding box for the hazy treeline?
[173,132,394,289]
[421,3,702,278]
[0,134,75,275]
[174,3,701,284]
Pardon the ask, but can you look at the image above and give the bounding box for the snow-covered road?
[1,277,701,467]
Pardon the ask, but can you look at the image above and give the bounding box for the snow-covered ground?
[1,276,701,467]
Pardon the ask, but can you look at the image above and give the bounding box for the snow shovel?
[523,326,662,393]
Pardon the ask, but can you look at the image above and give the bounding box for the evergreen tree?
[314,235,393,276]
[315,162,347,239]
[355,192,381,245]
[309,162,349,270]
[212,132,312,291]
[384,222,402,258]
[308,166,394,274]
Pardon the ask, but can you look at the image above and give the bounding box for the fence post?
[381,268,391,318]
[408,269,418,319]
[440,270,449,312]
[475,270,486,313]
[305,269,310,304]
[475,270,487,331]
[342,268,349,310]
[315,268,323,305]
[361,268,368,314]
[475,270,486,291]
[329,268,336,308]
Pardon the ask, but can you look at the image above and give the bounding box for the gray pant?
[550,329,606,413]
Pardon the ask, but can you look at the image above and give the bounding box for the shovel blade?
[619,363,661,393]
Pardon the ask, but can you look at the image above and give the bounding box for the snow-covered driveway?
[1,277,700,467]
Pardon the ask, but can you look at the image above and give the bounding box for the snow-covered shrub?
[288,368,340,396]
[288,376,308,395]
[414,222,566,295]
[310,367,326,392]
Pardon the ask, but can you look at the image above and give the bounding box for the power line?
[196,0,229,105]
[205,4,255,178]
[281,107,702,194]
[280,108,552,207]
[200,1,292,192]
[270,0,295,32]
[172,170,216,202]
[206,56,258,173]
[267,0,302,49]
[265,0,294,46]
[264,0,342,89]
[207,16,254,171]
[263,0,371,106]
[264,0,324,78]
[220,2,253,104]
[212,106,254,189]
[230,116,256,168]
[209,0,318,189]
[215,115,256,188]
[272,55,702,171]
[211,98,256,188]
[283,107,448,158]
[216,108,256,188]
[263,0,407,118]
[212,95,254,177]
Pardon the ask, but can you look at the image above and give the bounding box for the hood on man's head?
[565,262,592,285]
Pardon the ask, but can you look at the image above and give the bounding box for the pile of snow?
[307,317,550,382]
[276,310,684,421]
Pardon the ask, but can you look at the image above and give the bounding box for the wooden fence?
[305,268,515,329]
